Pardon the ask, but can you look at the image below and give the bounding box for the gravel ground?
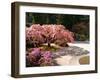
[51,44,90,65]
[52,46,89,58]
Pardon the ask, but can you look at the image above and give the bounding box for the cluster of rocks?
[52,46,89,58]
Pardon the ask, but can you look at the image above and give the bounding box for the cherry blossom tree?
[41,24,56,47]
[41,24,74,47]
[53,25,74,46]
[26,24,45,47]
[26,24,74,47]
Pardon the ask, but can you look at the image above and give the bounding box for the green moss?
[40,45,60,52]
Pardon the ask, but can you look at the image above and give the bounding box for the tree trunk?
[46,14,49,24]
[66,43,69,47]
[48,42,51,47]
[56,14,62,24]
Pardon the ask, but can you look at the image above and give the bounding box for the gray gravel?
[52,46,89,58]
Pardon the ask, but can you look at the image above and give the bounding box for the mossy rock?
[79,56,89,64]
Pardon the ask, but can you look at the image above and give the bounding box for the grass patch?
[40,45,60,52]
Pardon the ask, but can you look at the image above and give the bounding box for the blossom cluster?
[26,48,55,67]
[26,24,74,47]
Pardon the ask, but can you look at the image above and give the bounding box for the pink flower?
[26,24,74,47]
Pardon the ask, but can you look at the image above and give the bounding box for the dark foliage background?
[26,12,89,41]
